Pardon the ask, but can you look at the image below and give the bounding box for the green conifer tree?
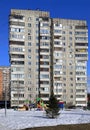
[46,91,60,118]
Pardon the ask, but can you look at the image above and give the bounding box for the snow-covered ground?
[0,108,90,130]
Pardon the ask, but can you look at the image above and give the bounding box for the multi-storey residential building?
[52,19,88,106]
[9,9,51,106]
[9,9,88,107]
[0,67,10,101]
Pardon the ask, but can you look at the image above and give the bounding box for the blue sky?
[0,0,90,77]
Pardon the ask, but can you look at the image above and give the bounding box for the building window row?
[75,31,88,35]
[10,47,25,52]
[10,27,25,32]
[40,36,50,40]
[40,23,49,27]
[75,54,87,58]
[75,37,88,41]
[11,67,24,72]
[76,83,87,86]
[10,34,25,39]
[76,71,86,75]
[76,77,86,81]
[54,29,62,33]
[76,66,86,70]
[40,29,50,34]
[40,74,49,79]
[11,74,24,78]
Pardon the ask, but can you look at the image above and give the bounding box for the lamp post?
[5,85,7,117]
[3,70,7,117]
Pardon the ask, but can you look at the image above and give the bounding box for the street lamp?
[5,84,7,117]
[3,70,7,117]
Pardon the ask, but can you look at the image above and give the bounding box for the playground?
[15,98,64,111]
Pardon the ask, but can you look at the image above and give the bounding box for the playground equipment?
[58,101,64,109]
[16,105,29,111]
[36,98,47,110]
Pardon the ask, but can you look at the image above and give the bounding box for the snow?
[0,108,90,130]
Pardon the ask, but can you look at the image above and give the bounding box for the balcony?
[75,49,88,54]
[9,41,24,46]
[11,61,24,65]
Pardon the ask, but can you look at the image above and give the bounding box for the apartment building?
[52,19,88,106]
[9,9,88,107]
[0,67,10,101]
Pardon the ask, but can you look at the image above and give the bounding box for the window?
[69,26,72,29]
[28,49,31,52]
[28,17,32,21]
[40,29,50,34]
[75,54,87,58]
[70,72,73,75]
[62,31,65,34]
[40,61,49,65]
[76,77,86,81]
[36,43,39,46]
[62,37,65,40]
[44,87,49,92]
[69,37,72,40]
[63,77,66,80]
[28,23,31,27]
[70,89,73,93]
[75,37,88,41]
[36,18,39,21]
[76,95,85,98]
[36,49,39,53]
[71,84,73,86]
[28,36,31,40]
[28,29,31,33]
[76,89,85,92]
[10,34,25,39]
[40,36,50,40]
[10,27,25,32]
[28,42,31,46]
[75,31,87,35]
[75,26,87,29]
[54,23,62,27]
[40,42,49,46]
[36,30,39,34]
[63,42,65,46]
[54,82,62,87]
[36,62,39,65]
[63,72,66,75]
[70,95,73,98]
[54,30,62,33]
[54,64,62,69]
[10,47,24,52]
[40,74,49,79]
[63,89,66,93]
[70,78,73,81]
[28,74,31,78]
[28,62,31,65]
[42,23,49,27]
[11,67,24,72]
[36,24,38,27]
[69,32,72,34]
[28,87,31,91]
[11,15,24,20]
[28,55,31,59]
[11,74,24,78]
